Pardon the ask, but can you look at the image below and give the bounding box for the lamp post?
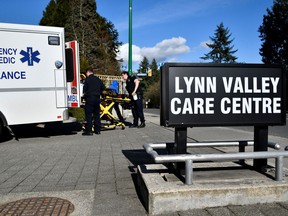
[128,0,132,75]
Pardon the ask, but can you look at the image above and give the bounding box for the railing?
[143,141,288,185]
[96,75,125,94]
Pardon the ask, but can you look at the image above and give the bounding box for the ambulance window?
[48,36,60,45]
[65,48,74,82]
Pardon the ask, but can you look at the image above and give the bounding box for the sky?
[0,0,274,71]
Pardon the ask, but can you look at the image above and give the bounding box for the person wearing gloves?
[121,71,145,128]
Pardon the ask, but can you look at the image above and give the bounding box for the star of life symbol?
[20,47,40,66]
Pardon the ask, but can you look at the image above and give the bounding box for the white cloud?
[117,37,190,67]
[200,40,211,49]
[189,40,211,55]
[118,44,143,63]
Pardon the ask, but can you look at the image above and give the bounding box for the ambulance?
[0,23,81,138]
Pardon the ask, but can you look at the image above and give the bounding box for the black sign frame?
[160,63,286,127]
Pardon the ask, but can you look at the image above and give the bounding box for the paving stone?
[0,112,287,216]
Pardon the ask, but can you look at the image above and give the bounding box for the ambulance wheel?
[121,125,125,130]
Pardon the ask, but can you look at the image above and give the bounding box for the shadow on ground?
[0,122,82,142]
[122,149,176,211]
[122,149,155,212]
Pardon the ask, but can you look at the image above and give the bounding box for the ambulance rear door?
[65,40,80,108]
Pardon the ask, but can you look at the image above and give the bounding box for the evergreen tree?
[40,0,70,30]
[259,0,288,111]
[39,0,58,26]
[150,58,159,82]
[40,0,122,75]
[259,0,288,66]
[92,16,121,75]
[138,57,161,107]
[137,57,150,92]
[201,22,238,63]
[144,58,160,107]
[138,56,149,73]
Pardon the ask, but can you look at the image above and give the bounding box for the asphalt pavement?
[0,109,287,215]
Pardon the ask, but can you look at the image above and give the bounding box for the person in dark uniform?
[82,68,105,135]
[121,71,145,128]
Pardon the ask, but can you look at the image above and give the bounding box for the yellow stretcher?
[100,94,131,130]
[82,90,132,131]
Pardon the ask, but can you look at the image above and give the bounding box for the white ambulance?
[0,23,81,138]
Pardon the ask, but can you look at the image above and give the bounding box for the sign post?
[175,127,187,172]
[128,0,133,76]
[254,126,268,170]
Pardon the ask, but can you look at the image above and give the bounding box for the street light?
[128,0,132,75]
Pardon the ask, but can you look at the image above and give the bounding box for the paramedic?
[82,68,105,135]
[121,71,145,128]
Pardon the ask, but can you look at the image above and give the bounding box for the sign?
[160,63,286,127]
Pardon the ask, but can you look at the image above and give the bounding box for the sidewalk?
[0,110,287,215]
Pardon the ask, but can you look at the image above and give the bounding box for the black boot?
[138,122,145,128]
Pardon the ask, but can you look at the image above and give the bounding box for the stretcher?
[100,91,132,130]
[82,89,132,131]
